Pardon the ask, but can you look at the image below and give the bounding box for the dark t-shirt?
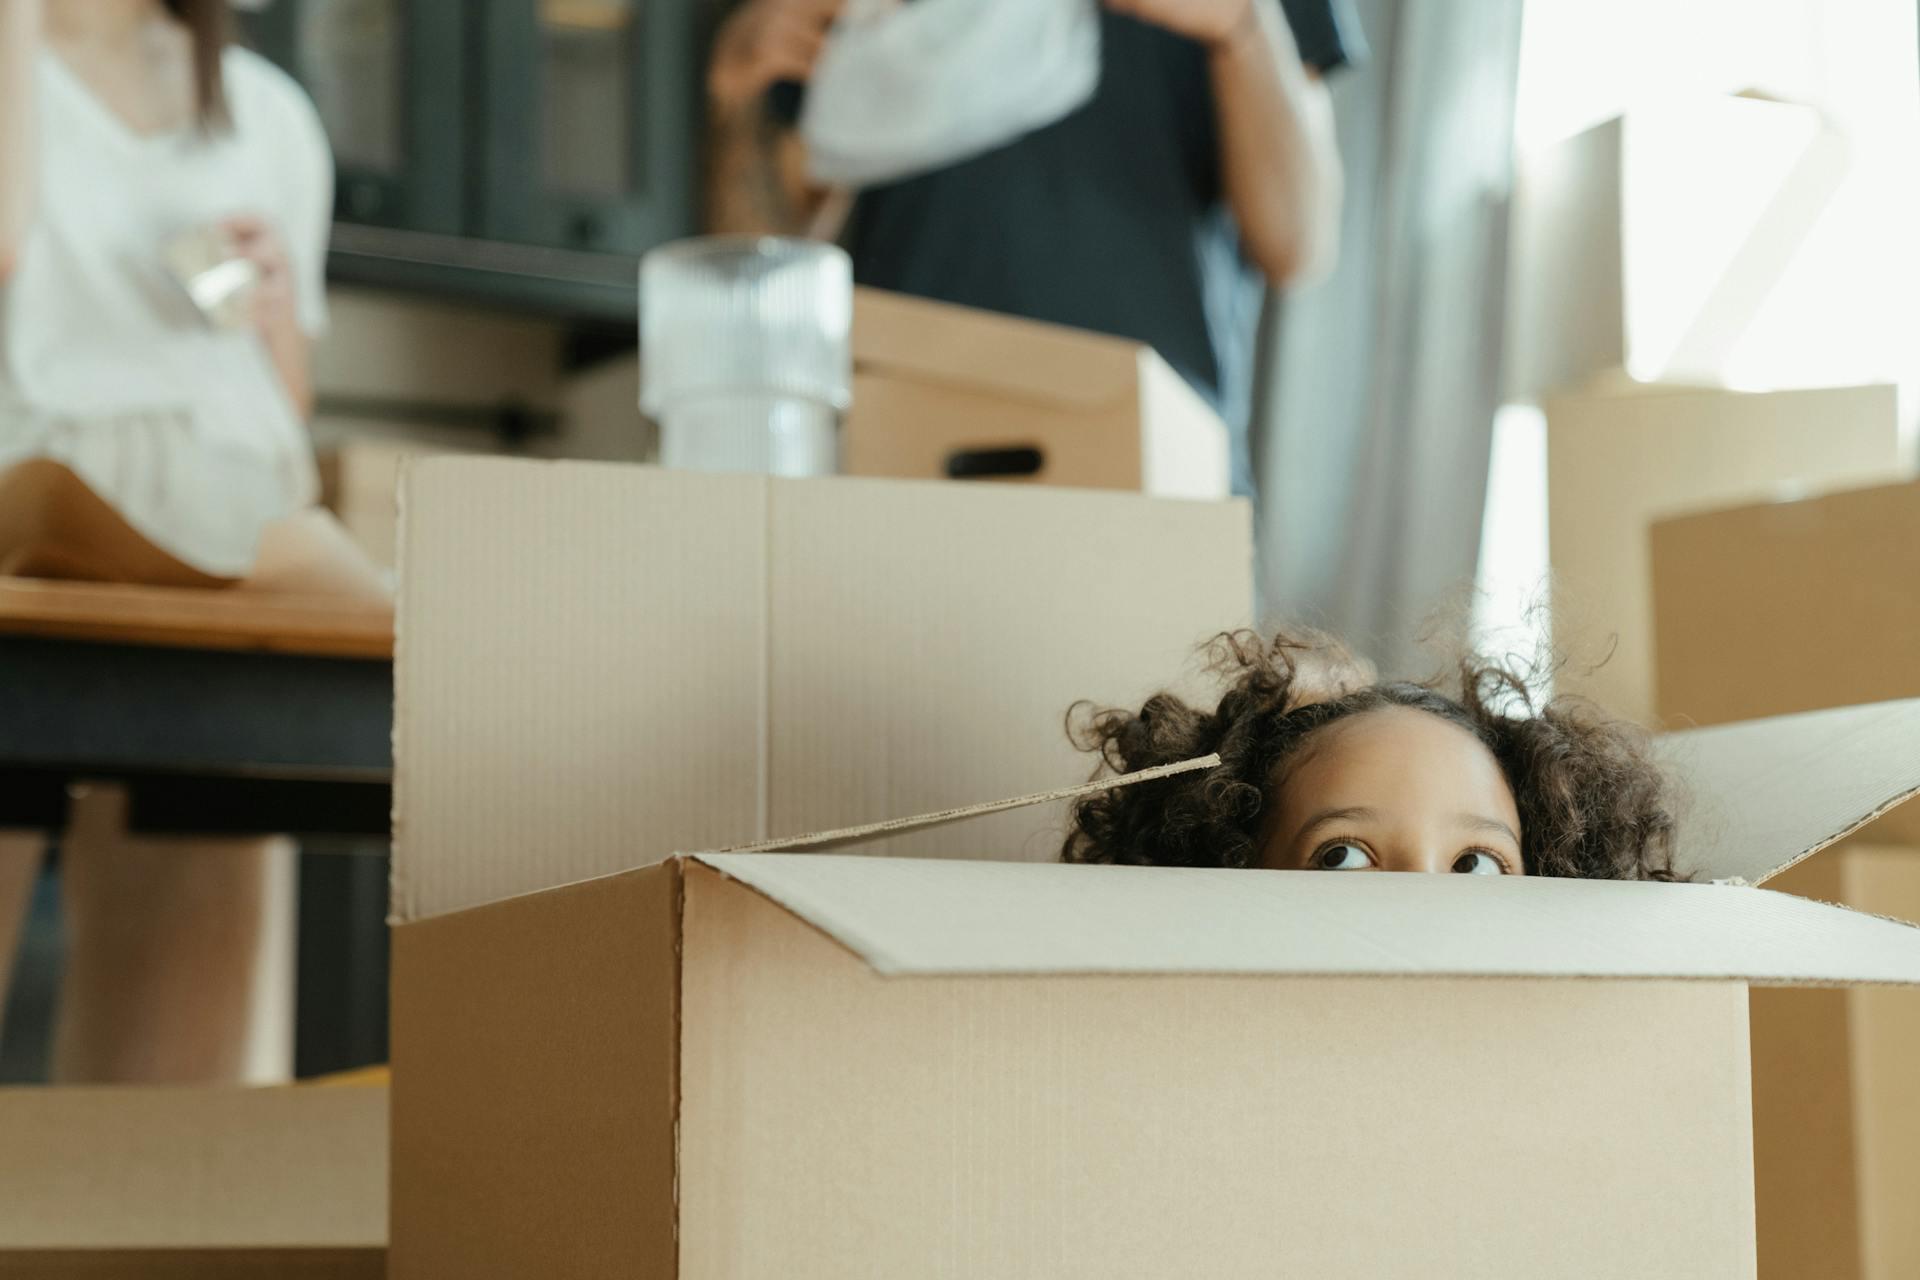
[840,12,1261,489]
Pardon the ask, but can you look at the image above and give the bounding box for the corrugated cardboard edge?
[1653,698,1920,888]
[707,753,1221,854]
[388,456,415,924]
[1752,786,1920,889]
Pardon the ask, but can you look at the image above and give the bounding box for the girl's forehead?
[1282,706,1514,804]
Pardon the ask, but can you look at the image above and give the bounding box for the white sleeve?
[258,63,335,339]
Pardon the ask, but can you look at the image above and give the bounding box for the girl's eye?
[1312,842,1373,871]
[1452,850,1508,875]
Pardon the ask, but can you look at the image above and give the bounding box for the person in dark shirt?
[705,0,1346,496]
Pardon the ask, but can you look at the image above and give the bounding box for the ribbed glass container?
[639,236,852,476]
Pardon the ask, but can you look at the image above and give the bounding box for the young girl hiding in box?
[1063,631,1681,880]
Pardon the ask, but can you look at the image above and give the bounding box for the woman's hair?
[163,0,231,130]
[1062,630,1681,880]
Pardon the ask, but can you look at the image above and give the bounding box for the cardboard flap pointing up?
[1656,698,1920,885]
[689,854,1920,987]
[718,754,1220,854]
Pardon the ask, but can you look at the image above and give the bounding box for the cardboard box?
[1653,479,1920,1279]
[1545,382,1904,722]
[844,288,1231,499]
[1508,95,1848,399]
[1651,477,1920,841]
[316,440,440,571]
[0,1084,387,1277]
[389,699,1920,1278]
[1748,848,1920,1280]
[392,458,1252,921]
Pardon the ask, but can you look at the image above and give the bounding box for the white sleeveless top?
[0,46,332,575]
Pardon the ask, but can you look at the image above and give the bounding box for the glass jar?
[639,237,852,476]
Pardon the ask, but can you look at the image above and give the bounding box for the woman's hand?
[219,214,313,419]
[708,0,844,113]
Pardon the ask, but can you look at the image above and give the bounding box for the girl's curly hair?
[1062,630,1681,880]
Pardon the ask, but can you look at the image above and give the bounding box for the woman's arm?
[0,0,44,279]
[703,0,842,235]
[1104,0,1344,285]
[222,215,313,419]
[1207,2,1343,285]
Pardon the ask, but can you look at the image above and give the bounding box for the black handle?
[945,446,1045,480]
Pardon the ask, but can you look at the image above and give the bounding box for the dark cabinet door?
[239,0,699,318]
[239,0,466,235]
[475,0,696,257]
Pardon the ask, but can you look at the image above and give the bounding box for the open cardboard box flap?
[392,457,1252,923]
[688,855,1920,985]
[1654,697,1920,885]
[674,697,1920,986]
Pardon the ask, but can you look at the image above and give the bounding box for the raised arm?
[1207,2,1342,284]
[0,0,43,279]
[1105,0,1343,285]
[703,0,842,236]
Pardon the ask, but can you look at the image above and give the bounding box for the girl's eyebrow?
[1291,805,1384,846]
[1457,813,1520,844]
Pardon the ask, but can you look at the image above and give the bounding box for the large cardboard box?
[844,288,1231,499]
[1653,479,1920,1279]
[1508,96,1847,399]
[0,1085,387,1277]
[389,699,1920,1278]
[317,439,453,571]
[1545,382,1903,722]
[391,458,1920,1275]
[1651,478,1920,839]
[392,458,1251,921]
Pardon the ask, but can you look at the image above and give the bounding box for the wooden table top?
[0,576,394,660]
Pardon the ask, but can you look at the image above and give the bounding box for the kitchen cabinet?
[240,0,702,321]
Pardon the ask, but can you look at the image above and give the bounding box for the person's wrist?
[1206,0,1261,57]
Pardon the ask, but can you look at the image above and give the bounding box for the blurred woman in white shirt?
[0,0,333,1082]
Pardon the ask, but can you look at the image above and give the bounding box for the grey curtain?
[1251,0,1525,677]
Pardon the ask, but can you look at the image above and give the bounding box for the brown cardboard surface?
[0,1251,382,1278]
[389,862,678,1280]
[694,852,1920,985]
[316,440,448,570]
[1656,699,1920,884]
[678,863,1757,1279]
[1750,854,1867,1280]
[1745,846,1920,1280]
[1652,479,1920,844]
[844,288,1229,498]
[1848,846,1920,1278]
[393,458,1251,922]
[1544,382,1903,722]
[851,288,1134,407]
[1652,484,1920,1278]
[0,1086,385,1252]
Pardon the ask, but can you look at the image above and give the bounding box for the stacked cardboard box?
[845,289,1230,498]
[1509,95,1848,399]
[1654,479,1920,1279]
[1544,382,1904,722]
[387,457,1920,1277]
